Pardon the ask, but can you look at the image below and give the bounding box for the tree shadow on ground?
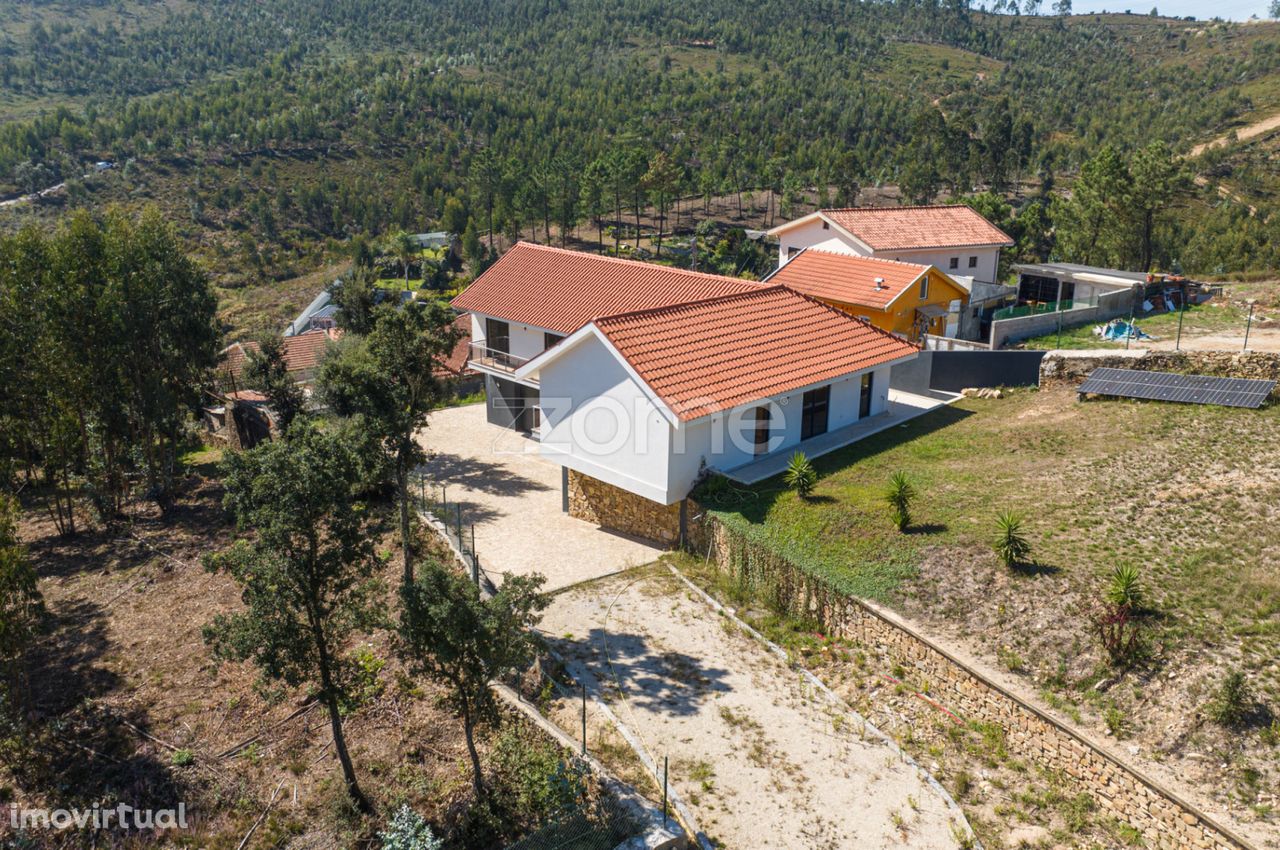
[420,454,552,497]
[553,629,731,717]
[20,596,190,817]
[433,497,505,528]
[1010,560,1062,577]
[906,522,948,535]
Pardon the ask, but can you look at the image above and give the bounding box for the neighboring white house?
[451,242,921,543]
[766,205,1014,285]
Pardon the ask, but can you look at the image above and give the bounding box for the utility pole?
[1244,300,1256,352]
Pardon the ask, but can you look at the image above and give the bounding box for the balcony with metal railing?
[467,342,538,383]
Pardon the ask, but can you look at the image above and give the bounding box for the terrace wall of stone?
[694,518,1256,850]
[1041,349,1280,398]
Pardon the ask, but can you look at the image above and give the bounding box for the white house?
[451,243,920,542]
[514,284,917,510]
[451,242,764,432]
[766,205,1014,285]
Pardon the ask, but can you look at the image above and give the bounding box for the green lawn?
[1015,302,1251,350]
[697,386,1280,697]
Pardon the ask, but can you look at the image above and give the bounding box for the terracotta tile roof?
[766,250,931,310]
[438,314,474,378]
[220,328,341,381]
[592,286,919,421]
[820,205,1014,251]
[450,242,765,335]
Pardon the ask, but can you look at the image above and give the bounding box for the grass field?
[697,384,1280,823]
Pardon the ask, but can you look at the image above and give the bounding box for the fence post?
[581,684,588,756]
[1244,300,1256,352]
[662,755,669,827]
[1175,282,1187,351]
[456,503,463,540]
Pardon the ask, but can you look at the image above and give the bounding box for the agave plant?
[784,451,817,498]
[1105,564,1143,610]
[993,511,1030,569]
[884,471,916,532]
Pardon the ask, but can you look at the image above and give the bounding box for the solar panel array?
[1077,367,1275,409]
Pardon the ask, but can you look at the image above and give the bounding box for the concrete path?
[418,403,662,590]
[541,568,970,850]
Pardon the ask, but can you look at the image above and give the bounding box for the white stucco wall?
[535,334,672,504]
[875,247,1000,286]
[469,311,561,363]
[776,219,865,264]
[666,365,894,500]
[774,219,1003,284]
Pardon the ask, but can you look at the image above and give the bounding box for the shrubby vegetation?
[1,2,1278,286]
[0,206,220,528]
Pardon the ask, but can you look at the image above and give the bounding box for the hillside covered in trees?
[1,0,1278,312]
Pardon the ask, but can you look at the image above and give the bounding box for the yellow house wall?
[817,269,968,338]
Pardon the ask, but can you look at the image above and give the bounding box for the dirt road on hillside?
[541,567,971,850]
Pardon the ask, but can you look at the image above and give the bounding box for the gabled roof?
[220,328,342,382]
[768,205,1014,251]
[765,249,936,310]
[524,286,918,422]
[450,242,765,335]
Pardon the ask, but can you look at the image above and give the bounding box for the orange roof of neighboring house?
[438,314,474,378]
[224,389,270,403]
[803,206,1014,251]
[450,242,765,335]
[766,250,935,310]
[220,328,341,382]
[592,286,919,421]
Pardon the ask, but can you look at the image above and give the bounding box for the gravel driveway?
[541,566,971,850]
[418,403,663,590]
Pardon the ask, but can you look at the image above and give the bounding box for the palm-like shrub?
[884,471,916,532]
[1105,564,1143,610]
[784,451,816,497]
[993,511,1030,569]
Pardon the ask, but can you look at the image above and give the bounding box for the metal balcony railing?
[467,342,534,374]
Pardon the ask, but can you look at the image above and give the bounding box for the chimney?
[874,277,886,290]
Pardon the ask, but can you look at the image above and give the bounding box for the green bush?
[884,471,916,532]
[379,805,442,850]
[993,512,1030,569]
[1209,670,1254,727]
[170,749,194,767]
[783,452,816,498]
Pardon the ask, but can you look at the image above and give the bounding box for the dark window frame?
[859,372,874,419]
[752,406,771,455]
[544,332,563,350]
[800,386,830,440]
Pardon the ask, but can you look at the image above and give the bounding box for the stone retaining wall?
[700,519,1255,850]
[1041,349,1280,398]
[567,470,681,545]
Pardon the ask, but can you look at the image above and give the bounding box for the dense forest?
[0,0,1278,307]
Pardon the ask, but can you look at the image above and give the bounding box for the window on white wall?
[948,257,959,270]
[968,256,978,268]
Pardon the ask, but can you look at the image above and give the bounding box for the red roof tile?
[819,205,1014,252]
[593,286,919,421]
[767,250,931,310]
[450,242,765,335]
[220,328,341,381]
[437,314,474,378]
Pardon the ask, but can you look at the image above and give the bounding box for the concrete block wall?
[990,288,1136,349]
[698,519,1255,850]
